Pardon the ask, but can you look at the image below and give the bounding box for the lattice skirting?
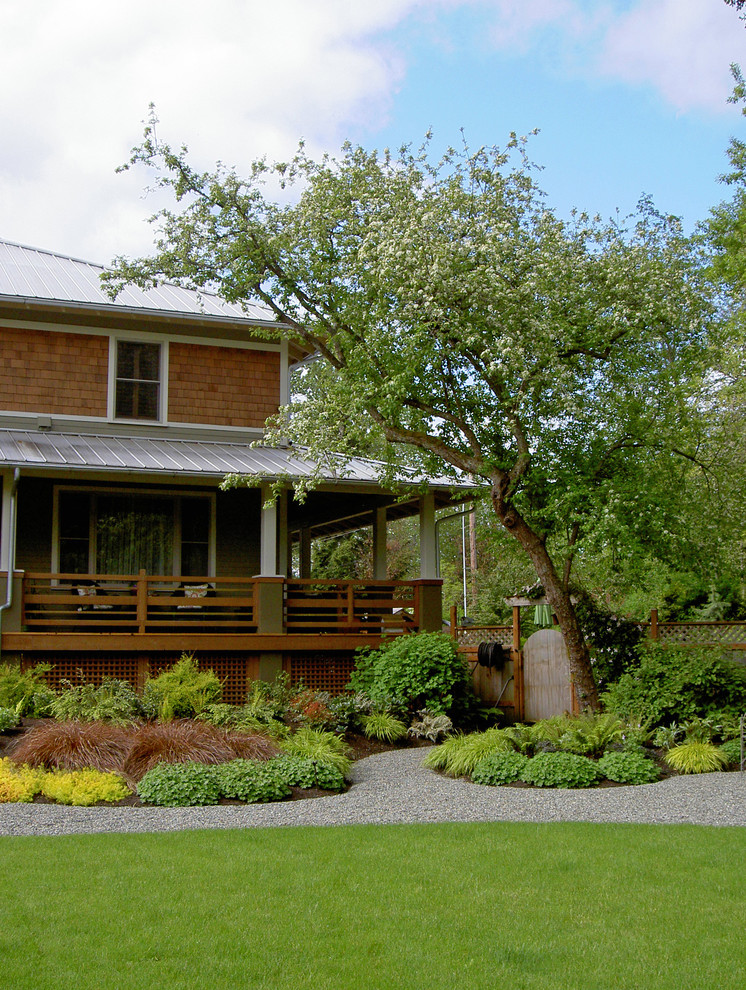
[286,654,357,694]
[21,653,260,706]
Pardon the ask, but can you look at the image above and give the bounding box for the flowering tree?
[107,125,716,708]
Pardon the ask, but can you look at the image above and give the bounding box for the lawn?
[2,820,744,990]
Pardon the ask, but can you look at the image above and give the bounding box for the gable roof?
[0,238,281,329]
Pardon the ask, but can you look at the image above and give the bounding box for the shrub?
[521,752,600,788]
[40,769,132,806]
[720,738,743,767]
[0,707,20,732]
[281,726,351,776]
[664,741,728,774]
[50,677,144,724]
[0,758,45,802]
[472,751,530,786]
[602,643,746,727]
[8,721,134,774]
[0,662,53,715]
[273,754,346,791]
[362,712,408,743]
[348,632,473,717]
[408,710,453,743]
[142,655,222,720]
[137,761,221,806]
[122,720,238,782]
[422,728,514,777]
[213,759,291,803]
[597,751,660,784]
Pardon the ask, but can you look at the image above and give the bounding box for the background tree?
[108,127,718,709]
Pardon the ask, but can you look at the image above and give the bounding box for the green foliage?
[528,713,625,757]
[361,712,408,743]
[280,725,352,776]
[0,662,53,716]
[602,643,746,726]
[596,751,660,785]
[521,752,601,788]
[213,759,291,803]
[664,741,729,774]
[719,738,743,767]
[422,728,514,777]
[273,754,347,791]
[0,758,45,802]
[40,769,131,806]
[349,632,473,717]
[407,709,453,742]
[471,751,530,786]
[143,655,222,721]
[50,677,144,724]
[137,761,221,806]
[0,706,20,732]
[573,592,645,687]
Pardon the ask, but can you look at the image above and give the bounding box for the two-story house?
[0,239,466,701]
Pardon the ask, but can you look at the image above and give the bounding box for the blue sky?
[0,0,742,262]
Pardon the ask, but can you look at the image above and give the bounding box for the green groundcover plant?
[471,751,529,786]
[596,750,660,784]
[520,752,601,788]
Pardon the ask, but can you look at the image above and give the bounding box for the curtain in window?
[96,496,173,575]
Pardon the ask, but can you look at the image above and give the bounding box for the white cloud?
[0,0,445,261]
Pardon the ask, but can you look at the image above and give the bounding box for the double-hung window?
[114,340,161,421]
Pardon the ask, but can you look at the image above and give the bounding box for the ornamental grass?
[7,720,134,774]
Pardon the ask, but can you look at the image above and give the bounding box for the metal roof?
[0,428,467,492]
[0,239,278,326]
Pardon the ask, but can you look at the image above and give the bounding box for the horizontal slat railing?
[22,572,257,634]
[284,579,419,634]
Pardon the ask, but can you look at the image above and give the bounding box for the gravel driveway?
[1,748,744,837]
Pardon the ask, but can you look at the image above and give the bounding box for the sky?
[0,0,743,266]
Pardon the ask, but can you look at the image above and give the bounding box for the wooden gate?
[522,628,575,721]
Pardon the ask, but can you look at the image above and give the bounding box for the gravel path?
[1,748,744,837]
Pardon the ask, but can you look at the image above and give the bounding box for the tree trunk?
[491,485,599,711]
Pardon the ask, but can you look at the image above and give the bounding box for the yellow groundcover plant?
[0,759,131,805]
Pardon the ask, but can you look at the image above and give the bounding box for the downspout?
[0,468,21,663]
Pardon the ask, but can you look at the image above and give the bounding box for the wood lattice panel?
[659,623,746,646]
[456,626,512,648]
[288,655,356,694]
[25,655,143,691]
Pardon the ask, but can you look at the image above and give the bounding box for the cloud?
[0,0,447,261]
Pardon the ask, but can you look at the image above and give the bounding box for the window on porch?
[57,491,211,576]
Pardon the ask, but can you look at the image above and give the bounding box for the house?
[0,239,468,701]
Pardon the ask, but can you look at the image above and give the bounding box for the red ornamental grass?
[8,721,134,774]
[122,720,277,782]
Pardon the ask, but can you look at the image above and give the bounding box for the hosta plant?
[471,751,530,787]
[213,760,290,803]
[362,712,408,743]
[664,741,728,774]
[137,761,221,806]
[597,751,660,785]
[521,752,600,789]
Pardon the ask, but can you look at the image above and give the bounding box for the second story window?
[115,341,161,420]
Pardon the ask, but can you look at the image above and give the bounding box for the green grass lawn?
[2,821,744,990]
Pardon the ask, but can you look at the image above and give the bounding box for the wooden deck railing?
[21,572,257,634]
[284,579,419,634]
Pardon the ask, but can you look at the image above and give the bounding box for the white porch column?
[1,470,16,572]
[278,489,289,578]
[299,527,312,578]
[419,492,437,579]
[260,482,279,575]
[372,506,387,580]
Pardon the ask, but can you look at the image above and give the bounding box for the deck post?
[415,579,443,632]
[299,528,312,578]
[650,608,659,640]
[254,575,285,683]
[372,506,387,579]
[136,569,147,634]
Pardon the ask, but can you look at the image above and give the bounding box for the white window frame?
[108,336,169,423]
[52,485,216,578]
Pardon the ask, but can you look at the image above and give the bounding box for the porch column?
[299,527,312,578]
[419,493,437,579]
[372,506,387,580]
[259,483,289,575]
[0,470,14,572]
